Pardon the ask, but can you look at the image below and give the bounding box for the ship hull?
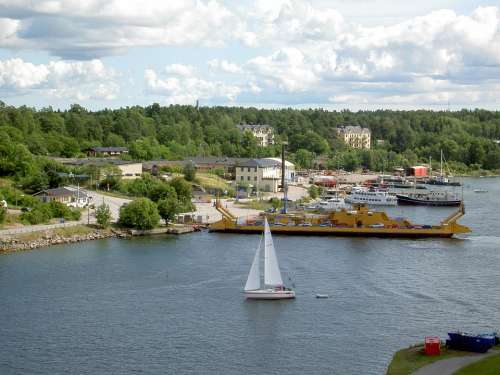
[396,195,461,207]
[210,226,455,238]
[244,289,296,300]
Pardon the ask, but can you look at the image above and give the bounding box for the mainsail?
[264,218,284,286]
[244,235,262,291]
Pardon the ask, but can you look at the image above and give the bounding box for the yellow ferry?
[209,199,470,238]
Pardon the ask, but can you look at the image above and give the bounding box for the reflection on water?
[0,177,499,375]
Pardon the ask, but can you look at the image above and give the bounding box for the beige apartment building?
[235,158,295,193]
[236,124,275,147]
[336,125,371,149]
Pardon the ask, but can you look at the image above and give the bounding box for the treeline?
[1,101,500,174]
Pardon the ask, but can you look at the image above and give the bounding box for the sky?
[0,0,499,110]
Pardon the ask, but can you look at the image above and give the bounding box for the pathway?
[412,350,500,375]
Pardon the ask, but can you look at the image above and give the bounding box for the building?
[234,158,295,193]
[86,147,129,157]
[236,124,275,147]
[336,125,371,149]
[33,187,91,208]
[57,158,142,180]
[408,166,428,177]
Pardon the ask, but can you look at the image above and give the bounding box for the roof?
[337,125,371,134]
[33,187,88,198]
[58,158,141,167]
[236,158,282,168]
[236,124,273,131]
[88,147,128,153]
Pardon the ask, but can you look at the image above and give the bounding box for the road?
[0,190,131,237]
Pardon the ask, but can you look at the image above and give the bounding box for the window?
[240,167,244,172]
[254,176,257,181]
[247,176,250,181]
[254,167,257,172]
[247,167,251,172]
[240,176,244,181]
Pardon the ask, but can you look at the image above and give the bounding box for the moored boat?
[210,199,471,238]
[345,186,397,206]
[446,332,496,353]
[396,190,462,207]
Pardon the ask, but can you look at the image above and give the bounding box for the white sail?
[264,218,283,286]
[244,235,262,291]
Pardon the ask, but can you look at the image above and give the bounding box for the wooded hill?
[1,102,500,178]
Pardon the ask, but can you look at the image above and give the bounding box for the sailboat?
[244,218,295,300]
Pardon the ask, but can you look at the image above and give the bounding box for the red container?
[424,336,441,356]
[410,166,428,177]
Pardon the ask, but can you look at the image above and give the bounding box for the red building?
[409,166,428,177]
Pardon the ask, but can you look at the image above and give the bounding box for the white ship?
[345,186,397,206]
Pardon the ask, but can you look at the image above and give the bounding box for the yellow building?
[236,124,275,147]
[336,125,371,149]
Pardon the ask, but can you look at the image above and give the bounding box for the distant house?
[33,187,90,208]
[336,125,371,149]
[236,124,275,147]
[58,158,142,180]
[86,147,128,157]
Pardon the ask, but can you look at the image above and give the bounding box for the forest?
[1,101,500,183]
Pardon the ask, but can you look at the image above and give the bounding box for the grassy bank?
[387,345,472,375]
[454,353,500,375]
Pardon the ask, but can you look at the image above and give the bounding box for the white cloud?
[208,59,243,74]
[144,67,241,105]
[0,58,118,100]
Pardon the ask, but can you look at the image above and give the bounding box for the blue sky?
[0,0,499,110]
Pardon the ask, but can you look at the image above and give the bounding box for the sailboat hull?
[244,289,296,300]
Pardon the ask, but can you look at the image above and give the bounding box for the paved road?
[0,190,131,237]
[412,350,500,375]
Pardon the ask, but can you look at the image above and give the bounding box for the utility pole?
[281,142,288,214]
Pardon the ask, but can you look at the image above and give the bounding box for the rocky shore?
[0,227,128,254]
[0,224,197,254]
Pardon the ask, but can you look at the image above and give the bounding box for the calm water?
[1,178,499,375]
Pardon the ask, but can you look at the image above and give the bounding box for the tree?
[308,185,320,199]
[95,203,112,228]
[157,196,179,224]
[118,198,160,230]
[0,205,6,224]
[182,161,196,182]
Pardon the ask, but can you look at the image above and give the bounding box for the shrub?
[182,161,196,182]
[118,198,160,230]
[0,205,6,224]
[95,203,112,228]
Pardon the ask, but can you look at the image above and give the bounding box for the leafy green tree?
[118,198,160,230]
[308,185,320,199]
[182,161,196,182]
[95,203,112,228]
[157,196,179,224]
[295,148,314,169]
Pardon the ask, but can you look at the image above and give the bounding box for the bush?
[95,203,112,228]
[0,205,6,224]
[182,161,196,181]
[20,203,52,224]
[308,185,321,199]
[118,198,160,230]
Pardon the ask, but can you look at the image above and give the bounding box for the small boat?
[244,218,295,300]
[446,332,496,353]
[473,189,488,193]
[315,294,329,299]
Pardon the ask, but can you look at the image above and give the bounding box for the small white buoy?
[316,294,329,299]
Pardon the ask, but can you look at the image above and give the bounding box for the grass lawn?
[234,199,275,211]
[387,345,474,375]
[453,353,500,375]
[196,173,231,192]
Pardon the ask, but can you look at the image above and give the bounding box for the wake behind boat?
[244,218,295,300]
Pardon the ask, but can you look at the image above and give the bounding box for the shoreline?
[0,224,197,254]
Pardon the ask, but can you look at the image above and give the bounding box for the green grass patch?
[195,173,231,192]
[234,199,273,211]
[453,353,500,375]
[387,345,473,375]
